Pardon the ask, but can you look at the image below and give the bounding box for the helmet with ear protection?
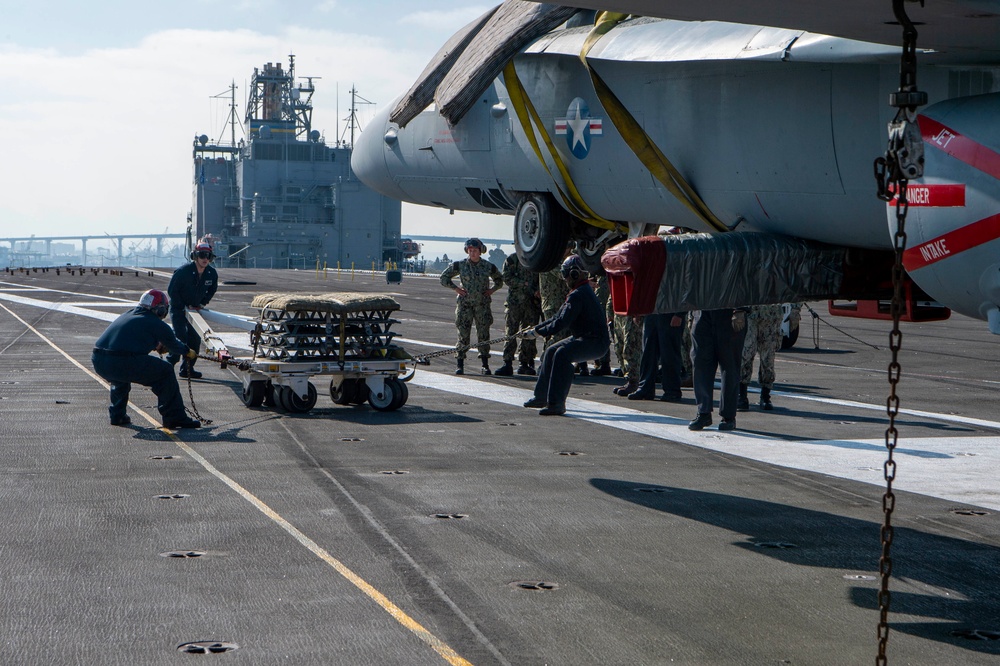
[190,242,215,261]
[560,254,588,283]
[138,289,169,318]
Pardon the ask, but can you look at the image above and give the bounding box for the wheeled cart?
[190,292,416,414]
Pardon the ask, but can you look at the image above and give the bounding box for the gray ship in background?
[191,56,402,270]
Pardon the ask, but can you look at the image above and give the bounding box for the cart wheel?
[285,383,318,413]
[367,380,399,412]
[388,377,408,409]
[330,379,356,405]
[241,381,266,408]
[351,379,370,405]
[274,385,291,411]
[263,381,276,407]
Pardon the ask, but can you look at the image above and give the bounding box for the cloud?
[0,25,430,238]
[398,6,494,30]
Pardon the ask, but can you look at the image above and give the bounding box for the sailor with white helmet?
[91,289,201,429]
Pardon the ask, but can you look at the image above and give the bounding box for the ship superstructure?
[191,56,402,269]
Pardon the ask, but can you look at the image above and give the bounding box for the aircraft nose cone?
[351,105,406,201]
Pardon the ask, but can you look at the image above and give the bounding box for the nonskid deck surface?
[2,267,1000,665]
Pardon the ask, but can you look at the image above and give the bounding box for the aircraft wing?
[539,0,1000,62]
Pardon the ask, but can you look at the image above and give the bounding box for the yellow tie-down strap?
[503,61,625,234]
[579,12,729,233]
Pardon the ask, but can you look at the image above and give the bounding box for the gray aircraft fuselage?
[352,18,1000,327]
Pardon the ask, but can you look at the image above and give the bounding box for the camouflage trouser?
[741,310,782,388]
[502,300,541,364]
[613,315,642,379]
[455,301,494,360]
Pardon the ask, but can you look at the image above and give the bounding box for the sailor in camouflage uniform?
[496,253,541,376]
[591,274,613,375]
[738,303,783,411]
[539,266,569,340]
[607,292,643,396]
[440,238,504,375]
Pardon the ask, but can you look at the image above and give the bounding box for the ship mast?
[211,82,241,147]
[342,86,374,148]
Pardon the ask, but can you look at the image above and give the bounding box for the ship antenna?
[342,85,374,148]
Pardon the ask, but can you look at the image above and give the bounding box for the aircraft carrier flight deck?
[2,265,1000,665]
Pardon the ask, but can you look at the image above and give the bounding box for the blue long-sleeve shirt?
[94,308,189,357]
[168,262,218,312]
[537,281,611,347]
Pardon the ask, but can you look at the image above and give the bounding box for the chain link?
[183,372,213,425]
[414,331,526,364]
[874,2,925,662]
[877,185,909,665]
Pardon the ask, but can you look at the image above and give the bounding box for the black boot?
[480,357,491,375]
[737,383,750,412]
[614,378,638,396]
[179,359,202,380]
[592,359,612,376]
[517,361,536,376]
[576,362,590,376]
[495,361,514,376]
[759,387,773,411]
[455,357,464,375]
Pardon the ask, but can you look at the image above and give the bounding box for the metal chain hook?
[876,1,925,662]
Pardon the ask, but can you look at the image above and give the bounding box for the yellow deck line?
[0,301,472,666]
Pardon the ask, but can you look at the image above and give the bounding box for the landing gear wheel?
[781,326,799,350]
[514,193,570,272]
[241,381,266,408]
[368,379,401,412]
[577,234,622,274]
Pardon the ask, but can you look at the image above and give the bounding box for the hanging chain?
[874,1,926,663]
[183,373,213,425]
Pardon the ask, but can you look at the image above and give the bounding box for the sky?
[0,0,514,260]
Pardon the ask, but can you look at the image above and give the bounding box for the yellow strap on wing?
[580,13,729,233]
[502,61,624,233]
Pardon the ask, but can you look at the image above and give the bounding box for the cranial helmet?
[138,289,170,318]
[560,254,588,283]
[191,242,215,261]
[464,238,485,253]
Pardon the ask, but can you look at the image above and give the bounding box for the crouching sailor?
[522,255,611,416]
[91,289,202,429]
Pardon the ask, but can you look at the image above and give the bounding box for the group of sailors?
[92,234,793,432]
[442,237,795,430]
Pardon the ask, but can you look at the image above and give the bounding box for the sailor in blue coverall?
[167,242,218,378]
[91,289,201,429]
[523,255,611,416]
